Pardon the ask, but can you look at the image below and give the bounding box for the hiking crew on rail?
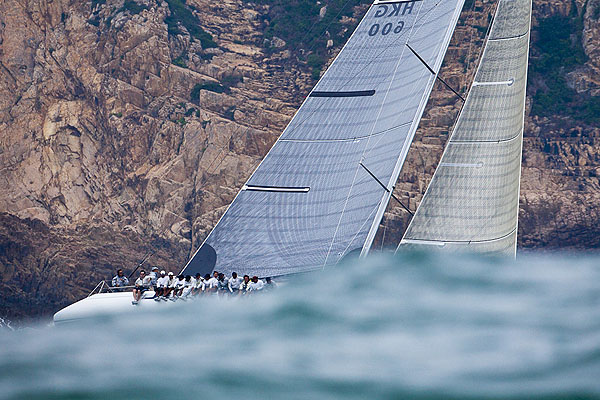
[115,268,273,305]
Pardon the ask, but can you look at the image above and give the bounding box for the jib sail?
[398,0,532,256]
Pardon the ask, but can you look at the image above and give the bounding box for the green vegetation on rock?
[172,56,187,68]
[190,74,242,101]
[255,0,369,79]
[91,0,107,11]
[173,116,187,126]
[165,0,217,49]
[118,0,147,15]
[191,82,226,98]
[531,4,600,124]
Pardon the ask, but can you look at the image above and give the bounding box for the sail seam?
[403,227,517,245]
[449,132,521,144]
[488,31,528,42]
[280,121,412,143]
[472,78,514,86]
[439,162,483,168]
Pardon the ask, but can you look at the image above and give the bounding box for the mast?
[397,0,532,256]
[183,0,466,278]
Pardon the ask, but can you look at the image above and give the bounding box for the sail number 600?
[368,21,404,36]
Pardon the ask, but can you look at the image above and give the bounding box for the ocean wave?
[1,251,600,399]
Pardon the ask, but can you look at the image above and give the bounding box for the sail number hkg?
[368,2,414,37]
[368,21,404,36]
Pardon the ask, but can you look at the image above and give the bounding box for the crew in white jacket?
[247,276,265,292]
[154,270,170,300]
[204,272,219,293]
[181,275,194,298]
[192,273,204,295]
[228,272,243,293]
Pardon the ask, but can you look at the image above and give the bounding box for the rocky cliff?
[0,0,599,319]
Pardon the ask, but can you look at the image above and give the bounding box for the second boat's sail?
[398,0,532,256]
[184,0,465,277]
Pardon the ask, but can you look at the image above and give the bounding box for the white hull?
[53,291,177,324]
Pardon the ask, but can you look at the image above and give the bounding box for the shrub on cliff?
[531,3,599,124]
[255,0,369,79]
[165,0,217,49]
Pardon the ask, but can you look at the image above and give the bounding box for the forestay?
[184,0,465,278]
[398,0,532,256]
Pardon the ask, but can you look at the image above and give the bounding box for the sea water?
[1,251,599,400]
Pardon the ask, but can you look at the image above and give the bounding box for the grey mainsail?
[398,0,532,256]
[184,0,465,277]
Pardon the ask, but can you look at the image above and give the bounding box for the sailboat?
[53,0,531,323]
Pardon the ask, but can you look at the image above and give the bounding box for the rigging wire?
[381,218,387,251]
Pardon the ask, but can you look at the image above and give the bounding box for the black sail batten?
[243,185,311,193]
[310,90,376,98]
[182,0,466,278]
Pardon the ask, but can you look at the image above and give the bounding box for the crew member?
[149,266,159,297]
[228,272,242,294]
[173,274,186,298]
[132,270,151,305]
[182,275,194,297]
[164,272,175,299]
[247,276,265,292]
[240,275,251,293]
[205,272,219,293]
[155,270,169,300]
[111,269,129,289]
[217,273,229,294]
[192,273,203,295]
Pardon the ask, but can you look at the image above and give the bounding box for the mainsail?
[398,0,531,256]
[184,0,465,277]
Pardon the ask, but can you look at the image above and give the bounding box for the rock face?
[0,0,308,318]
[0,0,599,318]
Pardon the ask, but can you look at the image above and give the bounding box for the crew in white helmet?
[154,270,170,301]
